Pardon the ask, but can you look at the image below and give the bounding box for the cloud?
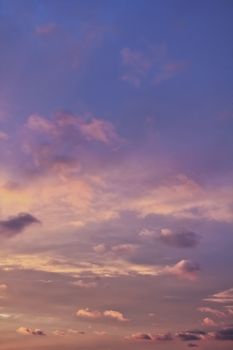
[0,213,40,237]
[204,288,233,303]
[16,327,46,336]
[212,327,233,341]
[165,259,200,280]
[198,307,226,318]
[111,244,138,256]
[78,118,120,144]
[76,308,128,322]
[176,331,203,341]
[121,45,186,87]
[202,317,216,327]
[26,112,121,145]
[72,280,97,289]
[154,333,173,341]
[126,332,173,342]
[126,332,153,341]
[27,114,56,134]
[139,228,156,238]
[76,309,102,319]
[120,47,152,87]
[159,228,200,248]
[103,310,128,322]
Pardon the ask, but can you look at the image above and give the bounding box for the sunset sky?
[0,1,233,349]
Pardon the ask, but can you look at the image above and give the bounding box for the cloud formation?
[159,228,200,248]
[205,288,233,303]
[16,327,46,336]
[76,308,128,322]
[166,259,200,280]
[212,327,233,341]
[0,213,40,237]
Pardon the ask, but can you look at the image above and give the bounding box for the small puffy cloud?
[202,317,216,327]
[139,228,156,238]
[212,326,233,340]
[159,228,200,248]
[204,288,233,303]
[103,310,128,322]
[16,327,46,336]
[198,307,226,318]
[76,309,102,319]
[126,332,153,341]
[166,259,200,280]
[0,213,40,237]
[76,308,128,322]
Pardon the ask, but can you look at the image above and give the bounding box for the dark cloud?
[159,228,200,248]
[188,344,199,348]
[213,327,233,341]
[16,327,46,336]
[127,333,153,341]
[0,213,40,237]
[177,332,202,341]
[187,330,206,336]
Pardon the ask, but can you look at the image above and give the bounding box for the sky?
[0,0,233,349]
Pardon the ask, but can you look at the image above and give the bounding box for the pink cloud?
[103,310,128,322]
[76,308,128,322]
[165,259,200,280]
[204,288,233,303]
[78,118,120,144]
[202,317,217,327]
[121,45,187,87]
[76,308,102,319]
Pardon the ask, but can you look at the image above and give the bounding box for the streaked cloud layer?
[0,1,233,349]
